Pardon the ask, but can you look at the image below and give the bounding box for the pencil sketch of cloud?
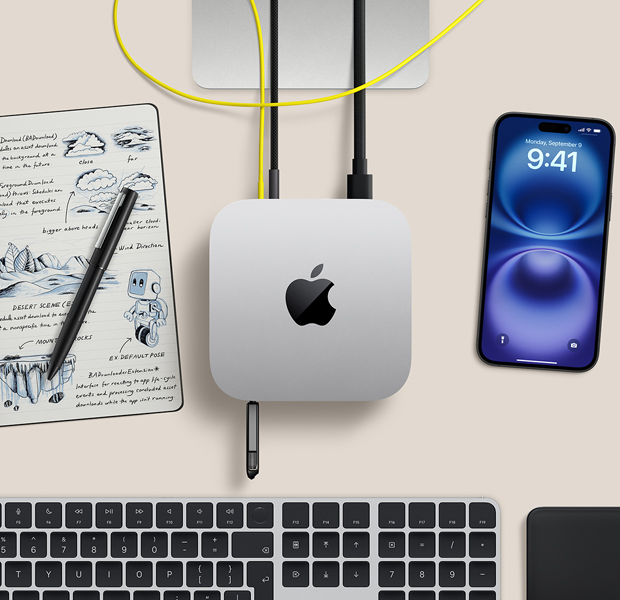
[119,172,158,191]
[89,192,115,204]
[77,169,117,191]
[62,131,105,157]
[113,126,156,151]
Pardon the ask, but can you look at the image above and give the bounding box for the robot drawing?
[124,269,168,347]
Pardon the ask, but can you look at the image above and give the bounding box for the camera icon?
[567,339,580,352]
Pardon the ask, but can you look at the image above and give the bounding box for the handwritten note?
[0,104,183,426]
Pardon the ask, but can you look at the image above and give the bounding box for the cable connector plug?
[347,159,373,200]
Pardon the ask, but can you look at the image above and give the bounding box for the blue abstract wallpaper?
[480,115,613,369]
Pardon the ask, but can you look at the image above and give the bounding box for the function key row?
[0,501,495,531]
[0,504,272,531]
[282,502,496,529]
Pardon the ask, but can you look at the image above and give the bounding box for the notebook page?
[0,104,183,426]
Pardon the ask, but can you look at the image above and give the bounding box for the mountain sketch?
[0,243,117,298]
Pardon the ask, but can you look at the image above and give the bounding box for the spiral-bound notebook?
[0,104,183,426]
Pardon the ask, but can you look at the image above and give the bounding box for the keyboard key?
[65,562,93,587]
[380,502,406,528]
[410,592,435,600]
[202,532,228,558]
[102,593,129,600]
[231,532,273,558]
[439,503,465,529]
[409,532,435,558]
[96,561,123,587]
[247,503,273,528]
[343,561,370,587]
[439,532,466,558]
[313,502,339,528]
[410,503,435,528]
[469,533,496,558]
[186,562,214,587]
[223,594,249,600]
[81,533,107,558]
[42,593,68,600]
[187,503,213,529]
[379,532,405,558]
[313,561,339,587]
[126,503,153,529]
[20,532,47,557]
[469,503,496,529]
[470,593,495,600]
[13,594,38,600]
[380,561,406,587]
[156,561,184,587]
[157,503,184,528]
[96,503,123,528]
[343,532,370,558]
[247,561,274,600]
[313,532,339,558]
[282,503,309,528]
[439,562,466,587]
[282,532,309,558]
[343,502,370,528]
[216,562,243,587]
[125,562,153,587]
[51,532,77,557]
[282,561,309,587]
[172,532,199,558]
[111,532,138,558]
[439,593,465,600]
[469,562,495,587]
[5,562,33,586]
[6,503,32,528]
[193,593,219,600]
[0,593,7,600]
[134,593,159,600]
[35,503,62,528]
[73,593,99,600]
[164,593,190,600]
[380,593,405,600]
[0,531,17,556]
[141,532,168,558]
[65,503,92,529]
[409,562,435,587]
[35,561,62,586]
[217,503,243,529]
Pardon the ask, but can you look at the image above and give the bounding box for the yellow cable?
[248,0,265,199]
[113,0,485,197]
[113,0,485,109]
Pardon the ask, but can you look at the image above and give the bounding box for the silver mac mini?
[209,199,411,402]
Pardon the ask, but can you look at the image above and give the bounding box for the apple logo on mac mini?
[285,264,336,326]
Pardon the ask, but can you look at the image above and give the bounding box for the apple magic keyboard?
[0,497,500,600]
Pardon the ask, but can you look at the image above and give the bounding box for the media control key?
[217,504,243,529]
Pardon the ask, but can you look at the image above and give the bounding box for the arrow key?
[343,532,370,558]
[343,561,370,587]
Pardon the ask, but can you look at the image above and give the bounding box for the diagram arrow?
[19,340,33,349]
[64,191,75,223]
[119,337,131,353]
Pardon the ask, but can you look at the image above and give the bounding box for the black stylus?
[246,401,259,479]
[47,187,138,380]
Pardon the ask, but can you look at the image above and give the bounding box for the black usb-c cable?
[347,0,373,200]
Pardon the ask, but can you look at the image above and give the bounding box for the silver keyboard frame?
[0,497,500,600]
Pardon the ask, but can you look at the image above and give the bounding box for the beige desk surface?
[1,1,618,598]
